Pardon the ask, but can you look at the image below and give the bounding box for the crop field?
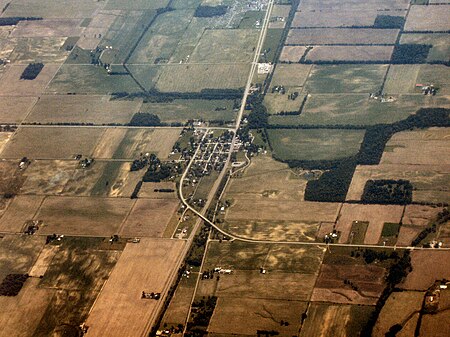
[404,5,450,31]
[35,196,134,236]
[189,29,259,63]
[336,204,404,244]
[300,304,374,337]
[0,64,60,96]
[20,160,78,195]
[381,128,450,166]
[0,196,44,233]
[269,94,450,126]
[0,127,104,159]
[0,96,37,124]
[383,65,421,94]
[279,45,307,62]
[155,64,249,92]
[374,291,424,337]
[77,11,119,50]
[8,37,70,64]
[120,198,179,237]
[292,10,378,28]
[45,65,141,95]
[400,33,450,62]
[416,65,450,95]
[401,251,450,291]
[105,0,170,10]
[208,298,307,336]
[287,28,399,45]
[141,99,236,123]
[264,92,306,114]
[270,63,312,88]
[3,0,102,18]
[26,95,142,125]
[304,65,388,93]
[306,46,394,62]
[268,128,365,161]
[420,310,450,337]
[85,238,185,337]
[0,278,55,337]
[10,19,83,37]
[298,0,409,10]
[129,9,194,64]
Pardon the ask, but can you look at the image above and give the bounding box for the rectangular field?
[292,10,378,28]
[35,196,134,236]
[399,33,450,62]
[267,128,365,161]
[0,96,37,124]
[305,46,393,62]
[270,63,312,88]
[280,46,307,62]
[3,0,102,18]
[383,65,421,94]
[0,195,44,233]
[8,37,71,64]
[286,28,399,45]
[404,5,450,31]
[84,238,185,337]
[10,19,83,37]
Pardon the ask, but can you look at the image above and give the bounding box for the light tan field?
[374,291,423,337]
[420,310,450,337]
[108,163,146,198]
[405,5,450,31]
[298,0,409,11]
[287,28,399,45]
[0,195,44,233]
[20,160,78,195]
[0,64,60,96]
[306,46,393,62]
[347,164,450,204]
[0,96,37,123]
[120,198,179,237]
[9,37,70,64]
[279,46,307,62]
[91,129,127,158]
[77,11,119,50]
[401,251,450,290]
[0,133,12,155]
[61,161,114,196]
[138,182,178,199]
[156,64,250,92]
[292,10,378,28]
[29,244,59,277]
[36,196,134,236]
[0,278,55,337]
[383,65,421,94]
[10,19,83,37]
[336,204,404,244]
[0,127,104,159]
[85,238,185,337]
[26,95,142,125]
[381,128,450,166]
[270,63,312,87]
[208,298,307,336]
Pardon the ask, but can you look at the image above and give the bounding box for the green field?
[105,0,170,10]
[304,64,388,93]
[400,33,450,62]
[268,128,365,161]
[416,65,450,95]
[141,99,237,123]
[260,28,284,63]
[270,64,312,88]
[9,37,69,64]
[349,221,369,245]
[268,94,450,126]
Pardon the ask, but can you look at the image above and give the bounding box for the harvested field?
[10,19,83,37]
[279,46,307,62]
[20,160,78,195]
[91,129,127,159]
[336,204,404,244]
[312,264,386,305]
[155,64,249,92]
[120,199,179,237]
[138,182,178,199]
[189,29,259,63]
[226,199,340,222]
[268,128,365,161]
[300,303,374,337]
[141,99,236,124]
[381,128,450,166]
[29,245,59,278]
[404,5,450,31]
[264,91,306,114]
[287,28,399,45]
[107,163,146,198]
[84,238,185,337]
[384,65,421,94]
[374,291,423,337]
[26,95,142,125]
[77,11,119,50]
[208,298,307,336]
[346,164,450,204]
[401,251,450,290]
[298,0,409,11]
[0,127,104,159]
[105,0,169,10]
[35,196,134,236]
[292,10,378,28]
[0,196,44,233]
[400,33,450,62]
[0,64,60,96]
[416,65,450,96]
[9,37,70,64]
[270,63,312,88]
[3,0,102,18]
[0,278,54,337]
[306,46,393,62]
[420,308,450,337]
[304,64,388,93]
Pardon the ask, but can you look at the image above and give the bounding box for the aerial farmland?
[0,0,449,336]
